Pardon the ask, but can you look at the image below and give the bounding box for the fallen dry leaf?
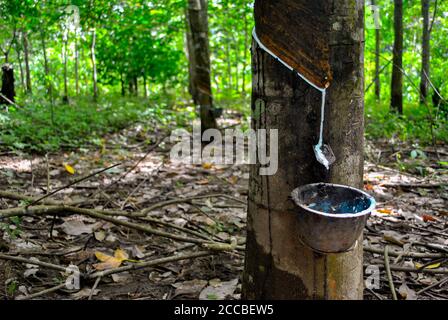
[64,163,75,174]
[415,262,441,270]
[61,220,100,236]
[202,163,213,169]
[93,248,129,270]
[422,214,437,222]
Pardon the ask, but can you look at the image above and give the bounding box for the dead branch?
[16,283,67,300]
[370,260,448,274]
[364,246,447,259]
[0,204,244,250]
[27,163,121,207]
[87,250,214,279]
[0,253,72,274]
[139,193,246,216]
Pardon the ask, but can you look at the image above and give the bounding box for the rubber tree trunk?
[420,0,430,103]
[242,0,365,300]
[23,31,32,94]
[391,0,403,114]
[372,0,381,100]
[0,64,15,104]
[186,0,217,133]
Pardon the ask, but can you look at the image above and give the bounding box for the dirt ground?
[0,123,447,300]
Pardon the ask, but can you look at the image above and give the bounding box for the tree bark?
[90,28,98,100]
[420,0,430,103]
[242,0,365,300]
[186,0,217,133]
[391,0,403,114]
[23,31,32,94]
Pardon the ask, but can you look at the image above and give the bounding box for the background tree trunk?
[0,64,15,104]
[143,72,148,97]
[23,31,32,94]
[90,28,98,100]
[40,32,52,101]
[420,0,430,103]
[75,31,80,95]
[14,38,25,90]
[185,8,198,105]
[120,73,125,96]
[391,0,403,114]
[242,0,365,300]
[62,35,69,103]
[186,0,217,132]
[372,0,381,100]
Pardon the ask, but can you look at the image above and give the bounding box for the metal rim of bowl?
[291,182,376,219]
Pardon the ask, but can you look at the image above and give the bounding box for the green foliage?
[0,0,447,153]
[0,216,21,239]
[365,97,448,144]
[0,95,195,153]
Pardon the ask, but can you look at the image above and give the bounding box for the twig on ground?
[384,246,398,300]
[0,190,92,206]
[413,242,448,254]
[364,246,447,259]
[366,287,384,300]
[139,193,246,216]
[7,245,83,257]
[369,260,448,274]
[16,283,67,300]
[120,175,150,210]
[417,276,448,295]
[95,134,168,196]
[0,253,72,274]
[27,163,122,207]
[89,276,102,300]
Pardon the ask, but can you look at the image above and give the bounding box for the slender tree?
[420,0,431,102]
[372,0,381,100]
[243,0,365,299]
[391,0,403,114]
[22,31,32,94]
[186,0,217,133]
[90,28,98,100]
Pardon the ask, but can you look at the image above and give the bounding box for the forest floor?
[0,117,447,300]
